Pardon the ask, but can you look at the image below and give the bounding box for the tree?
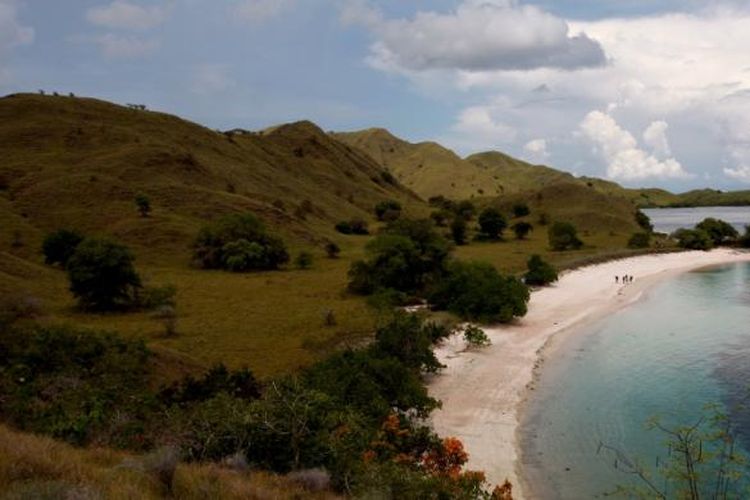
[524,255,558,286]
[295,251,313,270]
[135,192,151,217]
[451,217,467,245]
[512,222,533,240]
[429,261,529,323]
[635,210,653,232]
[67,238,142,310]
[325,242,340,259]
[455,200,475,221]
[42,229,84,268]
[548,221,583,251]
[695,218,738,246]
[512,203,530,218]
[741,226,750,248]
[673,228,714,250]
[193,213,289,271]
[477,208,507,240]
[628,232,651,249]
[374,200,402,221]
[335,219,369,235]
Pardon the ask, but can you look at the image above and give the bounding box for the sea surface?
[520,261,750,499]
[643,206,750,234]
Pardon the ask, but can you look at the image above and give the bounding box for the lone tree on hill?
[548,221,583,251]
[512,203,530,218]
[524,254,558,286]
[67,238,142,310]
[512,222,533,240]
[135,192,151,217]
[42,229,84,268]
[477,207,507,240]
[374,200,402,222]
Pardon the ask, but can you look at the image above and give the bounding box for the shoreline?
[427,248,750,499]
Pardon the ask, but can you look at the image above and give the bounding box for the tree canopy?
[548,221,583,251]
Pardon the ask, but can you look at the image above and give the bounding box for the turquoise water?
[521,262,750,499]
[643,206,750,234]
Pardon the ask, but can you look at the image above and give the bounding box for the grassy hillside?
[466,151,575,194]
[333,128,505,200]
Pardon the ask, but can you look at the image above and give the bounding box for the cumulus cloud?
[524,138,549,163]
[0,0,33,53]
[347,0,606,72]
[642,120,672,158]
[190,64,236,95]
[579,111,689,181]
[91,34,158,59]
[86,1,169,30]
[234,0,293,23]
[451,106,517,149]
[723,165,750,183]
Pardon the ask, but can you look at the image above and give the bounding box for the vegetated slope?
[0,93,419,265]
[466,151,576,194]
[333,128,505,199]
[670,188,750,207]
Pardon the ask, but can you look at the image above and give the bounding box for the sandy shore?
[427,248,750,499]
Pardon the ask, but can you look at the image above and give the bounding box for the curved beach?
[428,248,750,499]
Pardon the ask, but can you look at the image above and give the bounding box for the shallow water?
[520,262,750,499]
[643,206,750,234]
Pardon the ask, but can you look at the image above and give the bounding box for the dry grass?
[0,424,340,499]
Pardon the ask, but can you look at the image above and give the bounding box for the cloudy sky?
[4,0,750,190]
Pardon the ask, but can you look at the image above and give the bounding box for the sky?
[3,1,750,191]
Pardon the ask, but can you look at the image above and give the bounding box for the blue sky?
[3,1,750,191]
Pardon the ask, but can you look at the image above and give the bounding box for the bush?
[42,229,84,268]
[374,200,402,221]
[430,210,451,227]
[455,200,475,221]
[134,192,151,217]
[628,232,651,249]
[463,325,490,347]
[193,213,289,271]
[296,251,314,270]
[548,221,583,251]
[512,221,533,240]
[152,305,177,337]
[477,208,506,240]
[524,255,558,286]
[741,226,750,248]
[695,218,738,246]
[512,203,530,218]
[335,219,369,235]
[67,238,142,310]
[137,284,176,309]
[429,261,529,323]
[325,242,340,258]
[635,210,653,232]
[673,228,714,250]
[451,217,467,245]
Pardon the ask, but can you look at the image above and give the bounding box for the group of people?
[616,275,634,284]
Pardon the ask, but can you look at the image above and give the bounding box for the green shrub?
[512,221,533,240]
[67,238,142,310]
[193,213,289,271]
[463,325,490,347]
[477,208,506,240]
[374,200,402,221]
[628,232,651,249]
[450,217,467,245]
[325,242,341,258]
[429,261,529,323]
[512,203,530,218]
[134,192,151,217]
[137,284,177,309]
[548,221,583,251]
[296,251,314,270]
[741,226,750,248]
[455,200,475,221]
[42,229,84,268]
[635,210,653,232]
[524,254,558,286]
[673,228,714,250]
[695,218,738,245]
[335,219,369,235]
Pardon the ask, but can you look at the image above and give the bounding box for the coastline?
[427,248,750,499]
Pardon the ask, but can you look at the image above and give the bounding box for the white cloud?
[724,165,750,183]
[579,111,690,181]
[347,0,606,72]
[524,138,549,163]
[450,106,517,151]
[92,34,158,59]
[0,0,33,53]
[190,64,235,95]
[86,1,169,30]
[234,0,293,23]
[642,120,672,158]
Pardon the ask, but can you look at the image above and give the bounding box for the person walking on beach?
[615,276,619,284]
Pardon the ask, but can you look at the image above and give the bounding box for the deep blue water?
[521,262,750,499]
[643,206,750,234]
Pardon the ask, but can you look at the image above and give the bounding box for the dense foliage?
[741,226,750,248]
[42,229,84,268]
[193,213,289,271]
[512,203,530,218]
[374,200,402,222]
[635,210,653,232]
[477,208,507,240]
[695,217,738,246]
[335,219,369,235]
[348,219,450,296]
[548,221,583,251]
[673,228,714,250]
[512,222,533,240]
[67,237,142,310]
[451,216,467,245]
[627,232,651,249]
[524,254,558,286]
[429,261,529,323]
